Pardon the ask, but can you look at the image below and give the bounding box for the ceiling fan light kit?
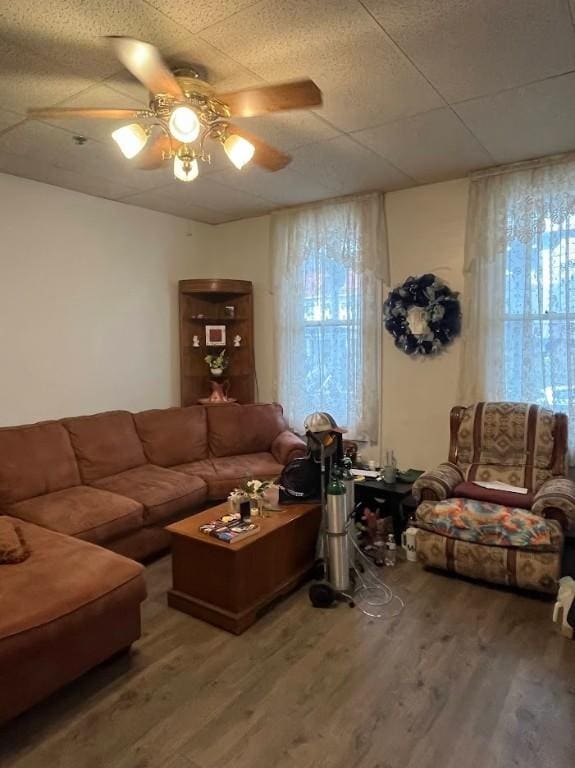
[174,153,199,183]
[111,123,150,159]
[224,133,256,170]
[27,37,322,185]
[168,105,201,144]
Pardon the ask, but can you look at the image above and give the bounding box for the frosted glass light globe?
[224,134,255,169]
[174,155,199,182]
[168,106,200,143]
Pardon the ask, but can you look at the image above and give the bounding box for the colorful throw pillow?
[0,517,30,564]
[418,498,552,549]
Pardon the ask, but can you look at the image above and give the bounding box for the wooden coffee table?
[166,502,322,634]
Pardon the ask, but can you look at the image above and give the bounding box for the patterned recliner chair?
[413,402,575,594]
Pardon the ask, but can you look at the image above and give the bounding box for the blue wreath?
[383,273,461,356]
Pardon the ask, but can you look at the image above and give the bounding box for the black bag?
[279,455,322,503]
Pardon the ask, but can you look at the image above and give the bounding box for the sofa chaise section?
[0,516,146,725]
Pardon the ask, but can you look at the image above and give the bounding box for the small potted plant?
[204,349,228,377]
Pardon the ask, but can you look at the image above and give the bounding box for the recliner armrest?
[412,462,465,502]
[271,430,307,465]
[532,477,575,534]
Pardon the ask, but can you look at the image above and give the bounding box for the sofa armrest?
[532,477,575,534]
[271,430,307,465]
[412,462,465,502]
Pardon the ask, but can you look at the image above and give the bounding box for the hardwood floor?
[1,554,574,768]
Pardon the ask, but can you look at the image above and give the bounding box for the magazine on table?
[199,511,260,543]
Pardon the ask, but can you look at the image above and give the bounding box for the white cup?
[401,526,418,562]
[368,460,376,472]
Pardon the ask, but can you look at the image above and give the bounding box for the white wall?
[380,179,468,469]
[0,173,210,426]
[0,171,469,470]
[203,178,469,471]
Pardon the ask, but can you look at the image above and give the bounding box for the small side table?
[353,471,423,543]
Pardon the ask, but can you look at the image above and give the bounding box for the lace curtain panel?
[271,194,389,442]
[458,158,575,455]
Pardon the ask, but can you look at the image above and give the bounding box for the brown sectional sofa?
[0,403,304,723]
[0,402,305,560]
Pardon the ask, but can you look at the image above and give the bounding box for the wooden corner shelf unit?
[179,279,255,405]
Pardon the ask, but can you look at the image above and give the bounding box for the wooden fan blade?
[227,124,291,171]
[27,107,149,120]
[217,80,322,117]
[107,36,183,99]
[131,132,179,170]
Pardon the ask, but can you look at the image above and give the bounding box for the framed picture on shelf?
[205,325,226,347]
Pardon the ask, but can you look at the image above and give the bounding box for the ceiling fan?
[26,37,323,183]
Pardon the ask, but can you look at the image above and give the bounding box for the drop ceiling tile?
[209,166,333,206]
[454,72,575,165]
[144,0,259,34]
[353,107,493,183]
[232,112,339,151]
[0,120,173,192]
[0,110,25,133]
[0,0,193,81]
[362,0,575,102]
[290,135,414,194]
[201,0,375,78]
[156,175,273,216]
[118,189,220,222]
[0,150,138,200]
[202,0,443,132]
[0,38,92,114]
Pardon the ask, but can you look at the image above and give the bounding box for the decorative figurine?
[192,335,200,347]
[233,334,242,347]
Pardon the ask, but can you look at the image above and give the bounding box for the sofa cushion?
[0,421,80,506]
[0,517,146,642]
[416,498,555,550]
[207,403,289,458]
[453,481,534,510]
[92,465,207,525]
[455,402,556,490]
[9,486,143,545]
[175,452,283,500]
[63,411,146,484]
[134,406,208,467]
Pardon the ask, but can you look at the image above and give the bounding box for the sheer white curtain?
[458,158,575,454]
[271,194,389,442]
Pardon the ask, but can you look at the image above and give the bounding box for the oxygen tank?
[341,457,355,568]
[326,470,350,591]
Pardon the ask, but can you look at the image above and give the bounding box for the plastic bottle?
[385,533,397,567]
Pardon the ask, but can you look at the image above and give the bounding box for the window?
[301,254,363,430]
[271,195,387,441]
[459,159,575,455]
[504,215,575,418]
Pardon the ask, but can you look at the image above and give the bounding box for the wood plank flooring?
[1,554,574,768]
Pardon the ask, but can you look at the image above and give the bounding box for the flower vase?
[210,367,224,377]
